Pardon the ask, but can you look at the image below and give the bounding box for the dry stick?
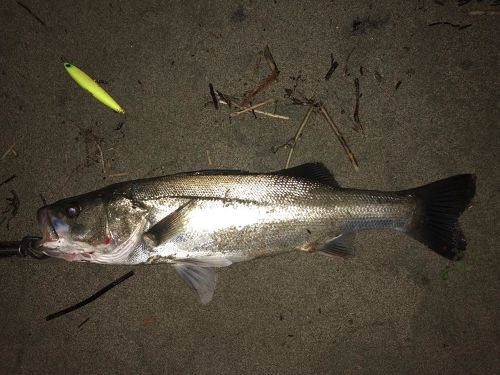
[343,47,355,77]
[209,83,218,109]
[16,1,46,27]
[206,150,213,166]
[1,144,16,160]
[94,142,106,175]
[285,105,315,168]
[325,53,339,81]
[219,100,289,120]
[263,45,279,73]
[353,78,363,132]
[319,103,360,172]
[241,45,279,106]
[254,51,262,76]
[230,99,274,117]
[0,175,16,187]
[78,317,90,329]
[4,190,19,230]
[468,10,500,16]
[428,21,472,30]
[241,72,278,106]
[216,91,232,108]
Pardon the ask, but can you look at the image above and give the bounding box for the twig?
[241,73,279,107]
[353,78,363,132]
[241,45,279,106]
[78,317,90,329]
[5,190,19,216]
[284,91,317,107]
[343,47,355,77]
[219,100,289,120]
[216,91,232,108]
[428,21,472,30]
[94,141,106,175]
[271,140,293,154]
[263,45,279,73]
[16,1,46,27]
[254,51,262,76]
[325,53,339,81]
[209,83,218,109]
[285,106,315,168]
[1,144,16,160]
[319,103,360,172]
[39,193,47,206]
[0,175,16,187]
[3,190,20,229]
[45,271,135,321]
[468,10,500,16]
[230,99,274,117]
[206,150,213,166]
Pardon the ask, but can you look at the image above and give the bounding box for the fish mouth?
[36,207,97,262]
[37,207,59,244]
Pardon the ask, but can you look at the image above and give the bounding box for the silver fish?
[36,163,476,303]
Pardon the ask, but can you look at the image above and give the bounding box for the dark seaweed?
[45,271,135,321]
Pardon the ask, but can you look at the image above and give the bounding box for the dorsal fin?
[274,163,340,187]
[190,169,250,176]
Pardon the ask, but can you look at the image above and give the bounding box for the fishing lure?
[64,62,125,114]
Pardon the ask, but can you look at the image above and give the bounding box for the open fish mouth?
[35,207,101,262]
[37,207,59,244]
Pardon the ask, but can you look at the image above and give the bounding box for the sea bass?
[36,163,476,303]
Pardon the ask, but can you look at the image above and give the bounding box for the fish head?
[37,193,112,261]
[37,190,149,263]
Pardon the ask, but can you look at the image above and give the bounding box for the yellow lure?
[64,62,125,114]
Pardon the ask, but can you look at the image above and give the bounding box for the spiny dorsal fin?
[274,163,340,187]
[189,169,250,176]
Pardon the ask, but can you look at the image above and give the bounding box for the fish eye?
[65,204,80,218]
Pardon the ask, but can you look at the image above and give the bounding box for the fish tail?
[404,174,476,260]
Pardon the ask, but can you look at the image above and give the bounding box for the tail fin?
[404,174,476,260]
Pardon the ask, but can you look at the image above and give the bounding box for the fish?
[64,62,125,114]
[36,163,476,303]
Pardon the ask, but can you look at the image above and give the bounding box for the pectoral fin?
[143,200,194,246]
[173,263,216,304]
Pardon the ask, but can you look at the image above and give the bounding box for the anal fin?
[319,233,355,257]
[173,263,216,304]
